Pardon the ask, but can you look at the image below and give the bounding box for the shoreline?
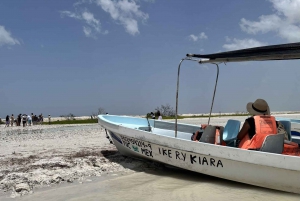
[2,111,300,124]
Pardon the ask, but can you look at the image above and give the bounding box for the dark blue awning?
[186,42,300,63]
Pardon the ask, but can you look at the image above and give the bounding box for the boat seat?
[278,120,291,141]
[222,120,241,146]
[291,131,300,137]
[260,134,284,154]
[200,125,216,144]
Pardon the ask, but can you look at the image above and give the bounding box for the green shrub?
[43,119,98,125]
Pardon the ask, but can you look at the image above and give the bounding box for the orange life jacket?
[239,115,277,150]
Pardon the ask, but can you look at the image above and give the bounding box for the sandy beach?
[0,124,153,198]
[0,114,300,200]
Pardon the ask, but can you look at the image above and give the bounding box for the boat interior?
[99,115,299,153]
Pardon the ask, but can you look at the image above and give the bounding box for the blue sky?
[1,0,300,117]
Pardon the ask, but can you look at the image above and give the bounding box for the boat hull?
[99,115,300,194]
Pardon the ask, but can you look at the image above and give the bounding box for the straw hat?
[246,99,270,115]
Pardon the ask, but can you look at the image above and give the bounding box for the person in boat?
[237,99,288,150]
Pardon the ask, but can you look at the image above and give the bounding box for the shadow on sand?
[100,150,298,197]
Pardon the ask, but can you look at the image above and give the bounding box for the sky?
[1,0,300,117]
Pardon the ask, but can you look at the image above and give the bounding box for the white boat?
[98,42,300,194]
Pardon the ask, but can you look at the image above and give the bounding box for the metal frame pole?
[207,63,219,125]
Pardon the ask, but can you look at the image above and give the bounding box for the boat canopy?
[186,42,300,64]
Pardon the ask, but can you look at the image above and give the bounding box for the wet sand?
[0,114,300,200]
[1,168,299,201]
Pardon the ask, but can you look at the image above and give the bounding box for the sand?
[0,124,160,198]
[0,114,300,200]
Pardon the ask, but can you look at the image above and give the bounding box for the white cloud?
[240,15,282,34]
[68,0,149,36]
[0,25,20,46]
[94,0,149,35]
[278,24,300,42]
[199,32,208,39]
[188,32,208,41]
[270,0,300,23]
[239,0,300,42]
[60,11,81,19]
[82,11,101,32]
[189,34,198,42]
[83,26,92,37]
[73,0,93,7]
[121,17,139,35]
[223,38,267,51]
[60,10,105,38]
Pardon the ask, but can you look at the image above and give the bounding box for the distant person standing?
[156,110,163,121]
[48,114,51,125]
[38,115,42,125]
[22,114,27,127]
[150,112,155,119]
[5,115,10,127]
[34,115,38,124]
[10,114,14,126]
[27,114,32,126]
[39,114,43,125]
[17,114,21,126]
[31,113,34,125]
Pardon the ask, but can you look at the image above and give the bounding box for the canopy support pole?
[175,57,200,138]
[208,63,219,125]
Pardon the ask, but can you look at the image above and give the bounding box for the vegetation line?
[42,119,98,125]
[40,113,251,125]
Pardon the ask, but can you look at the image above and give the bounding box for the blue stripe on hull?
[109,131,122,144]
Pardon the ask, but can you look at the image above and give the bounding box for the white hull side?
[106,128,300,194]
